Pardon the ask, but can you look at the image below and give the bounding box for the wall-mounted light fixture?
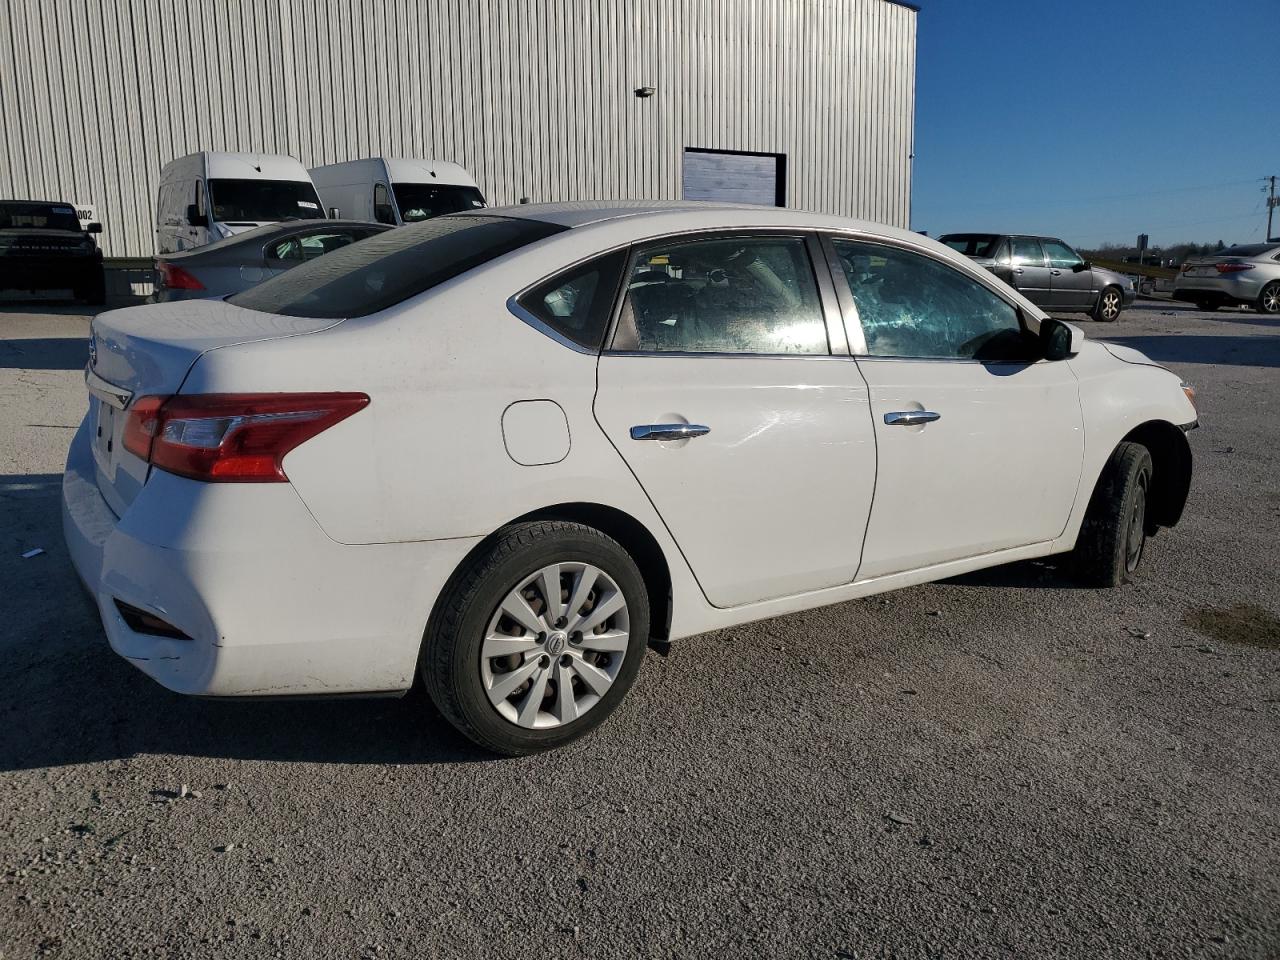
[635,86,656,98]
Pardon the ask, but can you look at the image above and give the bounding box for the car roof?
[161,220,389,261]
[483,200,940,248]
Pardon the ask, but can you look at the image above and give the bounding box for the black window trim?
[820,230,1040,365]
[599,228,848,360]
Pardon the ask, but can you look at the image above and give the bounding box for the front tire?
[1194,300,1220,313]
[1258,281,1280,315]
[421,521,649,756]
[1071,442,1153,588]
[1092,285,1123,322]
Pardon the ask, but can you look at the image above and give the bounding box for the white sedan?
[63,203,1197,754]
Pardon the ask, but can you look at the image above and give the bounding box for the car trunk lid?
[86,299,339,515]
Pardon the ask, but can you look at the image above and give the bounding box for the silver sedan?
[1173,242,1280,314]
[152,220,390,302]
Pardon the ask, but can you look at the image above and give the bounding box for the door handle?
[884,411,940,426]
[630,423,711,441]
[1051,268,1062,276]
[1012,267,1024,275]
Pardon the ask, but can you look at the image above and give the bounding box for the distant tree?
[1215,240,1226,251]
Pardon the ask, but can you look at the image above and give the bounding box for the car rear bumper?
[62,415,480,697]
[1173,273,1265,305]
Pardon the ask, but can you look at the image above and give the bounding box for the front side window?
[1010,238,1045,267]
[373,183,396,225]
[1042,239,1083,269]
[207,178,325,222]
[940,234,1001,258]
[516,251,626,350]
[229,215,565,319]
[610,235,828,355]
[832,239,1030,361]
[393,183,486,222]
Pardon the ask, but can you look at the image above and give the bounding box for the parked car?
[153,220,390,302]
[1173,242,1280,314]
[309,157,485,225]
[156,151,326,254]
[939,233,1135,322]
[0,200,105,304]
[64,203,1196,755]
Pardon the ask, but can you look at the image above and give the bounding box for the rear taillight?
[1215,262,1254,274]
[122,393,369,482]
[155,261,205,290]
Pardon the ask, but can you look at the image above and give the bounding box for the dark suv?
[939,233,1135,322]
[0,200,106,304]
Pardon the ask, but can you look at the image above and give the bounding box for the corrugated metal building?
[0,0,917,258]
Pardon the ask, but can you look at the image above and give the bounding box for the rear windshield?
[1220,243,1279,258]
[0,201,81,231]
[228,214,565,318]
[208,179,325,223]
[940,234,1002,258]
[393,183,486,222]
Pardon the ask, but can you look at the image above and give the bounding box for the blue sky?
[910,0,1280,249]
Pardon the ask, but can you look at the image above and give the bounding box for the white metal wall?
[0,0,917,257]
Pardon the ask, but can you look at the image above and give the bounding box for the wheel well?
[513,503,673,642]
[1121,421,1192,529]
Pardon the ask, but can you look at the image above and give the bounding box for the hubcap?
[1102,292,1120,319]
[480,563,630,729]
[1125,482,1147,573]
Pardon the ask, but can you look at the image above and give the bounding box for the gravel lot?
[1,299,1277,959]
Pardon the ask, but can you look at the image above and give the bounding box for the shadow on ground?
[0,336,90,370]
[0,473,490,771]
[1100,334,1280,368]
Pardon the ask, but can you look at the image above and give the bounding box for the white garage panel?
[682,150,783,206]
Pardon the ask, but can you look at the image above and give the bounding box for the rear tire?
[1258,281,1280,315]
[1071,442,1153,588]
[78,269,106,306]
[421,521,649,756]
[1092,285,1123,322]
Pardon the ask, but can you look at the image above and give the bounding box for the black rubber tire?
[421,520,649,756]
[1071,442,1153,588]
[1257,281,1280,315]
[1194,301,1220,313]
[1091,285,1123,322]
[78,269,106,306]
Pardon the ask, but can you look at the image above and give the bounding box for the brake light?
[1215,262,1254,274]
[122,393,369,482]
[156,261,205,290]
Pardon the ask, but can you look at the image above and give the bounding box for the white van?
[308,157,485,226]
[156,151,326,254]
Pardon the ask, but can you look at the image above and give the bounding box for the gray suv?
[940,233,1135,322]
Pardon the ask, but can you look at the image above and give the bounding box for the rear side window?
[229,215,566,318]
[516,251,626,350]
[1010,238,1045,266]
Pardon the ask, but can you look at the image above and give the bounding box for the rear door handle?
[1012,268,1024,275]
[884,411,940,426]
[1050,268,1062,276]
[630,423,711,441]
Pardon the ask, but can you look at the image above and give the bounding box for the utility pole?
[1268,175,1278,242]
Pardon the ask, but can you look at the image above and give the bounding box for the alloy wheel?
[480,563,630,729]
[1101,290,1121,320]
[1262,284,1280,315]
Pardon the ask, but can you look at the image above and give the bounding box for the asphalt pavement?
[1,299,1277,959]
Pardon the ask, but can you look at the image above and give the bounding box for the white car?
[63,202,1198,755]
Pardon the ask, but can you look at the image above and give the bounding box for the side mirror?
[1040,317,1084,361]
[86,222,102,234]
[185,204,208,227]
[1073,260,1090,272]
[328,206,341,219]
